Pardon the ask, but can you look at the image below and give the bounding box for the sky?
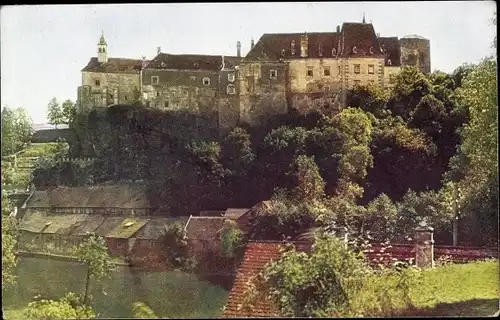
[1,2,497,124]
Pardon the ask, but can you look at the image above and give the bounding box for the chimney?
[157,46,161,55]
[250,38,255,50]
[237,41,241,57]
[300,32,308,58]
[336,25,340,33]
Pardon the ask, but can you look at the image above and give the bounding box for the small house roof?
[134,217,189,240]
[223,208,250,220]
[71,215,108,236]
[94,217,125,237]
[106,217,149,239]
[184,216,226,241]
[82,57,145,74]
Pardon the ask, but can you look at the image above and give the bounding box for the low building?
[25,183,155,216]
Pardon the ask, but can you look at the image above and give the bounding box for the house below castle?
[77,18,431,129]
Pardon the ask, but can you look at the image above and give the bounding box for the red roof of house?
[222,242,283,317]
[222,240,312,318]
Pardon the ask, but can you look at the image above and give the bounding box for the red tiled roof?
[378,37,401,66]
[222,242,284,317]
[81,57,144,74]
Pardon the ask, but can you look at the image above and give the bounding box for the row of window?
[353,64,376,75]
[150,73,236,86]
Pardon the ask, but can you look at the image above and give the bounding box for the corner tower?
[97,31,108,63]
[400,34,430,74]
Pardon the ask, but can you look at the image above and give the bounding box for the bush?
[219,220,243,258]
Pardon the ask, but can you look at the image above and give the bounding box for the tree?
[2,191,18,291]
[244,233,369,317]
[74,234,114,305]
[61,99,77,125]
[219,220,243,258]
[24,292,95,320]
[1,106,34,156]
[221,127,255,176]
[47,97,64,129]
[288,155,325,203]
[362,193,398,241]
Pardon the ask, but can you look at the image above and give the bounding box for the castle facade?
[77,20,430,130]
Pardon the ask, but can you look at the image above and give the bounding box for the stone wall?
[400,37,431,74]
[287,58,342,93]
[81,71,140,107]
[382,66,401,88]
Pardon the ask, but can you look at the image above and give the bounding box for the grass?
[3,308,26,320]
[407,260,499,316]
[16,143,62,158]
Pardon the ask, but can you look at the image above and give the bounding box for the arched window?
[352,46,357,54]
[388,59,392,66]
[369,47,374,54]
[318,44,323,57]
[291,40,296,55]
[332,48,337,56]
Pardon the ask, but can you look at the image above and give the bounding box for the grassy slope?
[407,260,499,316]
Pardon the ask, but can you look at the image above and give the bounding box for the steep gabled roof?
[378,37,402,66]
[258,32,342,60]
[184,216,226,241]
[82,57,144,74]
[145,53,240,71]
[340,22,384,57]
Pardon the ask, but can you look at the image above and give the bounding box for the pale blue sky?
[1,2,496,123]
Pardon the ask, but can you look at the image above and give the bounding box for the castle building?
[77,19,430,128]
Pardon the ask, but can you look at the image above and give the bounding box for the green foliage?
[221,127,255,175]
[1,106,34,156]
[24,292,96,320]
[47,97,64,128]
[288,155,325,202]
[131,301,158,319]
[75,234,114,286]
[163,222,197,272]
[61,99,77,125]
[219,220,243,258]
[2,195,18,290]
[362,193,398,241]
[346,83,391,117]
[244,233,370,317]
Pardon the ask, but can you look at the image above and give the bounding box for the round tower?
[400,34,430,74]
[97,31,108,63]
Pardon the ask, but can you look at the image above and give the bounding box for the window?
[318,44,323,57]
[332,48,337,56]
[228,73,235,82]
[323,66,331,76]
[352,46,357,54]
[369,47,374,54]
[388,59,392,66]
[291,40,296,55]
[227,84,236,95]
[124,95,128,101]
[281,49,286,57]
[270,69,277,79]
[354,64,361,74]
[368,65,375,74]
[151,76,159,85]
[160,62,166,68]
[156,91,160,97]
[164,100,169,108]
[203,77,210,86]
[306,67,314,77]
[95,79,100,86]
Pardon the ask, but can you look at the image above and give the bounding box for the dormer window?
[203,77,210,86]
[352,46,357,54]
[291,40,296,55]
[151,76,159,85]
[318,44,323,57]
[332,48,337,56]
[228,73,235,82]
[194,63,200,68]
[227,84,236,95]
[388,59,392,66]
[160,62,166,68]
[281,49,286,57]
[369,47,374,54]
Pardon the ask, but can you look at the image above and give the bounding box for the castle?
[77,18,430,130]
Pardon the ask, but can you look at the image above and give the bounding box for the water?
[4,256,228,318]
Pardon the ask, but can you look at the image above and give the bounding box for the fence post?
[414,225,434,268]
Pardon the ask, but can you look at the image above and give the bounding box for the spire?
[362,12,366,24]
[98,31,107,45]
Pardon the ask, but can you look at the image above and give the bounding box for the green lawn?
[406,260,499,316]
[16,143,62,158]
